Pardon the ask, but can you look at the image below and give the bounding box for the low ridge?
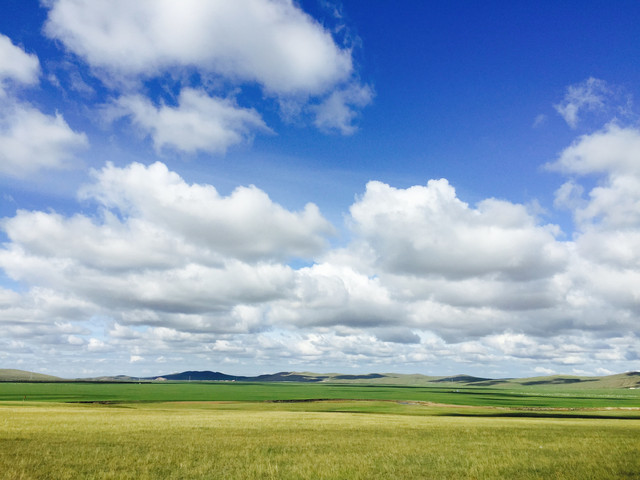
[0,369,62,382]
[1,368,638,389]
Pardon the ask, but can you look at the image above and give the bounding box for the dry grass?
[1,402,639,479]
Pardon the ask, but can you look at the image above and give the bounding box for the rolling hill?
[0,369,63,382]
[1,368,639,389]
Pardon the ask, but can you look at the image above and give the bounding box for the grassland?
[2,381,640,410]
[1,382,639,479]
[1,401,639,479]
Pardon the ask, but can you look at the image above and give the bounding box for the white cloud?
[111,89,270,154]
[269,262,405,329]
[546,125,640,329]
[78,161,333,261]
[404,275,564,313]
[0,33,40,94]
[43,0,370,137]
[554,77,610,128]
[0,161,334,335]
[553,180,585,211]
[3,119,640,375]
[550,124,640,177]
[533,366,556,375]
[551,125,640,231]
[575,229,640,269]
[87,338,111,352]
[0,102,88,177]
[313,83,374,134]
[0,34,87,177]
[44,0,353,95]
[550,124,640,238]
[67,335,84,346]
[0,286,96,363]
[348,179,567,281]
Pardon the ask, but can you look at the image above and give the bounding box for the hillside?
[472,372,640,390]
[521,371,640,389]
[2,368,639,389]
[0,369,63,382]
[147,370,640,389]
[152,371,244,382]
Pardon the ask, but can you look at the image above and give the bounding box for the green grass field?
[2,381,640,409]
[1,382,639,479]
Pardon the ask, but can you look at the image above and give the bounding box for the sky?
[1,0,639,379]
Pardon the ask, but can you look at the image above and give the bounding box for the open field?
[1,401,639,479]
[1,382,639,479]
[1,381,640,410]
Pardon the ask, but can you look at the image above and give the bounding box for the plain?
[1,381,640,479]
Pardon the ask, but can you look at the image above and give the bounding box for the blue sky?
[1,0,639,378]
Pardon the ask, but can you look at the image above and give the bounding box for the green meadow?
[1,382,639,479]
[3,381,640,408]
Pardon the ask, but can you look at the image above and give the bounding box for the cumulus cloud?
[43,0,352,94]
[0,33,88,177]
[43,0,369,136]
[0,33,40,94]
[3,125,640,375]
[550,124,640,177]
[0,287,94,328]
[348,179,567,281]
[550,125,640,230]
[553,180,585,211]
[269,262,405,329]
[87,338,111,352]
[0,103,88,177]
[110,89,270,154]
[546,124,640,330]
[78,161,334,260]
[0,161,333,335]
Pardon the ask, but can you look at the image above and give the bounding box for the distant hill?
[512,371,640,389]
[144,370,640,389]
[250,372,327,382]
[2,368,639,389]
[151,371,244,382]
[147,371,438,384]
[595,371,640,389]
[431,375,492,384]
[76,375,143,382]
[0,369,63,382]
[147,371,332,382]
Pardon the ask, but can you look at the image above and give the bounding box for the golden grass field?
[1,401,639,479]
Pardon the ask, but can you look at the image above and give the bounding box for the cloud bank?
[1,122,639,376]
